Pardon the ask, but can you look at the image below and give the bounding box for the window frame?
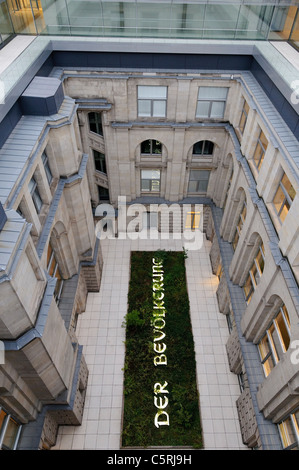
[140,169,161,193]
[243,243,265,304]
[258,304,291,377]
[278,411,299,450]
[239,99,249,135]
[232,201,247,251]
[140,139,162,156]
[253,128,268,171]
[0,407,22,450]
[47,243,64,304]
[93,149,107,174]
[187,169,211,193]
[137,85,167,118]
[42,151,53,185]
[88,112,103,136]
[29,176,43,214]
[273,171,296,222]
[196,86,228,119]
[192,140,214,156]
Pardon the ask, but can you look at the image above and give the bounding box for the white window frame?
[137,86,167,118]
[29,176,43,214]
[140,169,161,193]
[196,86,228,119]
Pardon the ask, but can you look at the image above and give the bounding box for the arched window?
[232,199,247,250]
[47,242,64,304]
[258,303,290,377]
[88,112,103,136]
[243,240,265,304]
[140,139,162,155]
[192,140,214,156]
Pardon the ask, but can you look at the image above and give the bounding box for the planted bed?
[122,250,203,448]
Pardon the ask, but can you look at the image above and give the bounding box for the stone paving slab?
[53,235,247,450]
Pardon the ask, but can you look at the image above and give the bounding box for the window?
[196,87,228,119]
[138,86,167,117]
[141,169,161,192]
[192,140,214,156]
[253,129,268,171]
[98,186,110,201]
[47,243,64,304]
[140,139,162,155]
[93,150,107,174]
[243,243,265,304]
[278,411,299,450]
[185,211,201,230]
[29,176,43,214]
[258,304,290,377]
[232,201,247,250]
[88,112,103,136]
[239,99,249,135]
[273,172,296,222]
[42,151,52,185]
[188,170,210,193]
[0,408,21,450]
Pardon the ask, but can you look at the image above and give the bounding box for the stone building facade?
[0,38,299,449]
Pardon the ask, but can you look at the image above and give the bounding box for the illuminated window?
[47,243,64,304]
[141,169,161,192]
[239,99,249,134]
[29,176,43,214]
[192,140,214,156]
[273,172,296,222]
[243,243,265,304]
[0,408,21,450]
[185,211,201,230]
[196,87,228,119]
[232,201,247,250]
[258,304,290,377]
[253,128,268,171]
[141,140,162,155]
[88,112,103,136]
[138,86,167,117]
[278,411,299,450]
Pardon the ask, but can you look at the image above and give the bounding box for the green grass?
[121,250,203,448]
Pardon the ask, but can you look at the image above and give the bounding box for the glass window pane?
[282,173,296,201]
[138,86,167,99]
[152,140,162,154]
[153,100,166,117]
[275,311,290,352]
[198,179,209,191]
[279,417,297,448]
[0,409,7,433]
[141,140,151,154]
[273,185,285,214]
[211,101,225,118]
[138,99,151,116]
[2,417,19,450]
[203,141,214,155]
[188,180,198,193]
[196,101,210,117]
[193,141,204,155]
[198,87,228,100]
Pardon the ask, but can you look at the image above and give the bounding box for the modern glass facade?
[0,0,299,46]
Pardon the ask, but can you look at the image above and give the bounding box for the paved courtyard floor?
[53,235,247,450]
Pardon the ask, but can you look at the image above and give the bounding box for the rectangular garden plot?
[122,250,203,448]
